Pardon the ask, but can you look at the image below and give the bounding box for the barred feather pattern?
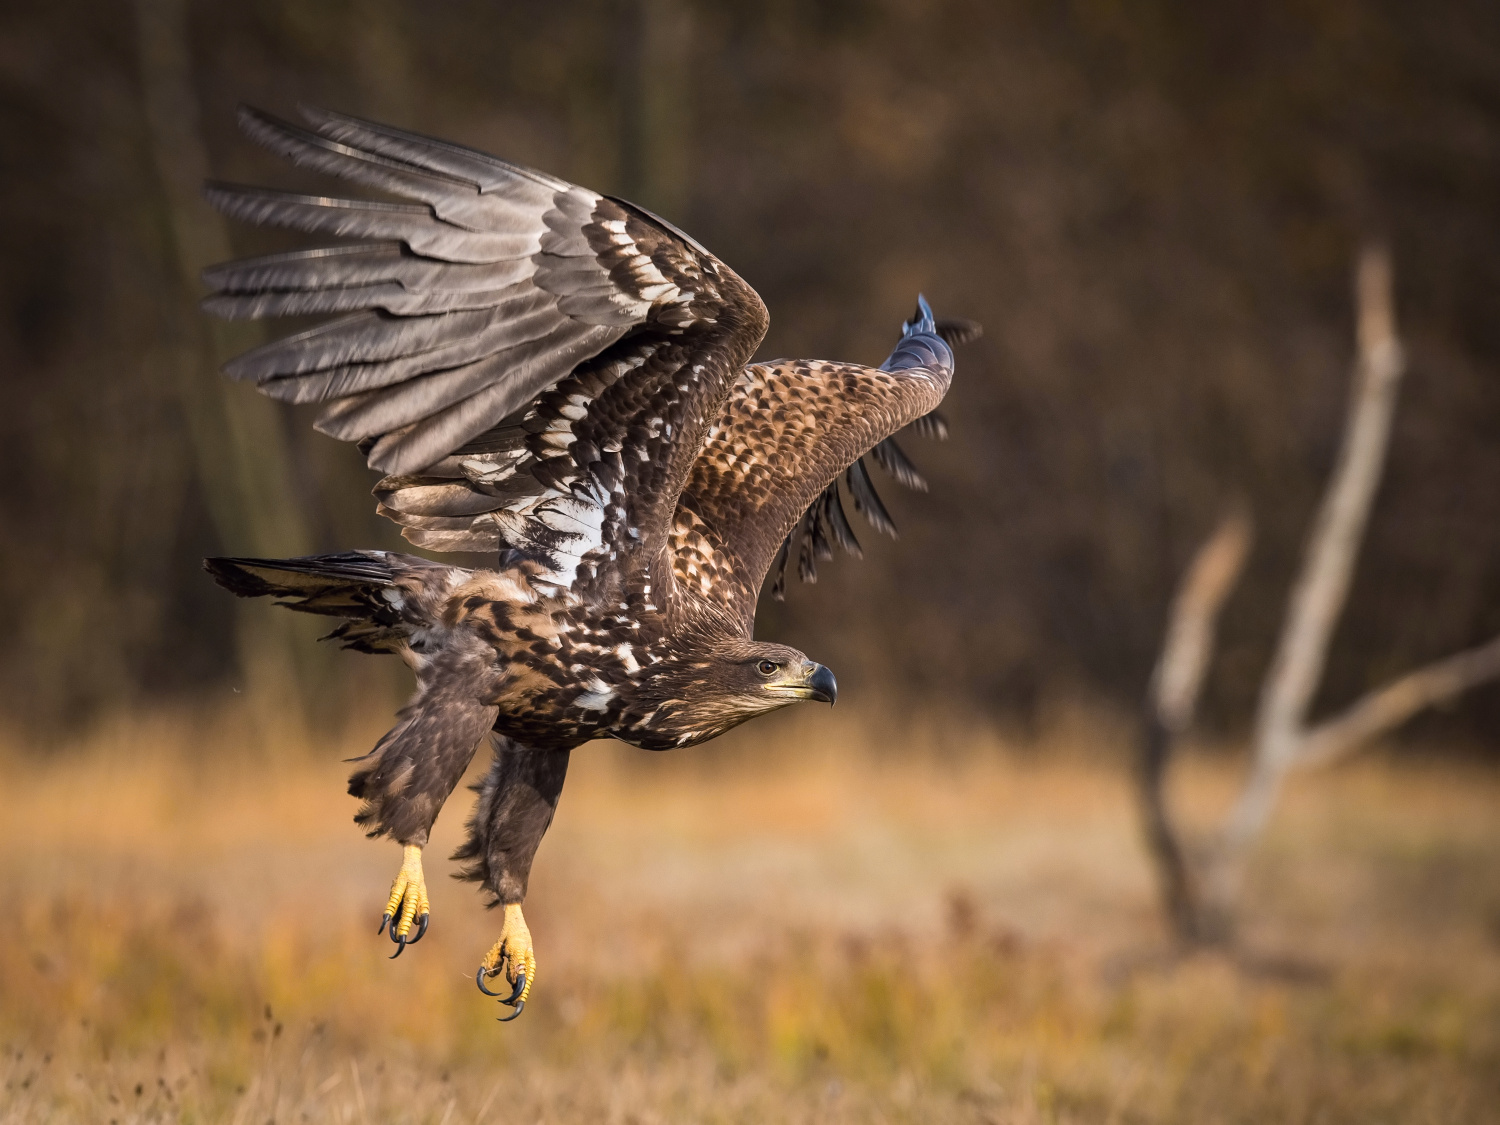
[203,105,761,479]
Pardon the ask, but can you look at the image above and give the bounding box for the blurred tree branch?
[617,0,694,218]
[134,0,316,731]
[1221,248,1408,867]
[1296,634,1500,769]
[1140,507,1252,942]
[1142,246,1500,944]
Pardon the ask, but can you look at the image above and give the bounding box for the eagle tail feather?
[205,551,399,596]
[203,551,457,653]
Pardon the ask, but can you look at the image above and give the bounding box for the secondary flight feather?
[202,105,978,1019]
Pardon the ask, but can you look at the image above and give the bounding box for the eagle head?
[616,639,837,750]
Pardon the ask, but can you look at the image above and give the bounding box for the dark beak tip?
[809,664,838,706]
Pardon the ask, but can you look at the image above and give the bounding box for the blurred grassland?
[2,705,1498,1123]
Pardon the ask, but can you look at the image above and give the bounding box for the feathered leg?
[205,552,503,955]
[348,675,500,956]
[453,736,572,1018]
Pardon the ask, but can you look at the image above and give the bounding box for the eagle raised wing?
[204,106,766,598]
[669,301,958,632]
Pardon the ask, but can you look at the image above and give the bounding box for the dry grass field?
[2,702,1497,1123]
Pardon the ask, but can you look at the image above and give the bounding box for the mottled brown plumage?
[201,106,974,1010]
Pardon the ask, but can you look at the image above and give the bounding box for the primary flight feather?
[202,105,978,1018]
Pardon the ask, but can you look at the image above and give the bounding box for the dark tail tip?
[203,556,270,598]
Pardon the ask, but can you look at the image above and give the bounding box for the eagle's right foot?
[476,904,535,1020]
[378,844,430,958]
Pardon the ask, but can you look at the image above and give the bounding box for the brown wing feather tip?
[822,484,863,558]
[782,481,867,589]
[870,437,929,492]
[769,537,791,601]
[846,459,899,539]
[934,318,983,346]
[906,410,950,441]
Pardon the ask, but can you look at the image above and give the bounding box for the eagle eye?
[755,659,779,677]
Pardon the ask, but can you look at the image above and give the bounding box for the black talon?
[408,913,429,945]
[389,933,408,959]
[476,966,505,997]
[497,999,525,1022]
[389,918,405,945]
[377,912,392,936]
[504,969,527,1007]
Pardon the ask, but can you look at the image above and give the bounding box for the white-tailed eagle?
[202,106,978,1019]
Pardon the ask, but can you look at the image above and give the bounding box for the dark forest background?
[2,0,1498,745]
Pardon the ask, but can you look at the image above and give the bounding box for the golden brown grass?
[2,703,1497,1123]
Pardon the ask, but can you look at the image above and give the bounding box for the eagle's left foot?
[476,904,535,1020]
[378,844,430,958]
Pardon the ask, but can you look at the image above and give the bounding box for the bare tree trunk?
[1140,509,1251,943]
[1211,247,1405,905]
[134,0,315,735]
[1139,245,1500,943]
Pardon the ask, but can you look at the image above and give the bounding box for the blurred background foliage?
[2,0,1498,743]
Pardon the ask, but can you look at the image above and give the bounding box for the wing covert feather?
[674,311,956,629]
[205,106,769,578]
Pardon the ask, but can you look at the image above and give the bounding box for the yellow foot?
[377,844,430,958]
[476,904,536,1021]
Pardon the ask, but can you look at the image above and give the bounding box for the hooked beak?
[763,662,838,705]
[804,663,837,705]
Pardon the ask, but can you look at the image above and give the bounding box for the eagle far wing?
[672,301,957,631]
[205,107,768,596]
[763,314,980,600]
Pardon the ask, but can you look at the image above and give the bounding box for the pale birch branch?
[1151,508,1254,733]
[1296,634,1500,768]
[1137,244,1500,942]
[1140,508,1254,942]
[1223,245,1405,853]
